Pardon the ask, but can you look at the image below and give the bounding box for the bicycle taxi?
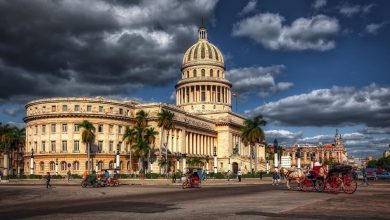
[182,168,203,189]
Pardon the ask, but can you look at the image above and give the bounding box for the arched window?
[109,161,114,169]
[187,71,189,78]
[61,161,67,171]
[201,69,205,77]
[50,161,55,171]
[193,69,197,77]
[210,69,213,77]
[73,161,79,170]
[217,70,220,77]
[40,161,44,171]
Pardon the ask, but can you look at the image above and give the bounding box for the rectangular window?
[109,107,113,113]
[99,106,103,112]
[98,124,103,133]
[118,141,122,152]
[74,124,79,132]
[62,141,67,151]
[51,105,56,112]
[51,141,56,152]
[87,105,92,112]
[109,125,113,133]
[51,124,56,133]
[42,125,46,134]
[62,105,68,111]
[109,141,113,152]
[74,140,79,152]
[118,126,122,134]
[119,108,123,115]
[35,126,38,135]
[98,141,103,153]
[74,105,80,111]
[34,142,37,152]
[62,124,67,132]
[42,141,46,152]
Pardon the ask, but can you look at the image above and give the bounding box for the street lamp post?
[182,153,187,174]
[115,145,120,170]
[205,155,210,175]
[228,156,231,173]
[55,158,58,176]
[273,139,278,169]
[213,146,217,174]
[30,149,34,175]
[175,153,182,173]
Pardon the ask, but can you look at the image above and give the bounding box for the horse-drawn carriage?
[300,165,357,194]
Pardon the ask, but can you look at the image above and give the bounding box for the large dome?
[182,26,224,69]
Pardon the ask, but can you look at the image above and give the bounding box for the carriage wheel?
[182,180,188,189]
[342,176,357,194]
[301,179,314,192]
[314,179,325,192]
[325,176,342,193]
[114,181,119,187]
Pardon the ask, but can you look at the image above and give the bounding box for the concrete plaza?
[0,179,389,219]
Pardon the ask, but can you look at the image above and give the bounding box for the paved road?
[1,181,389,219]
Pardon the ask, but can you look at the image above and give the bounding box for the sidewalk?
[0,177,274,186]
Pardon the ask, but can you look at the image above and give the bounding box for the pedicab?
[182,168,202,189]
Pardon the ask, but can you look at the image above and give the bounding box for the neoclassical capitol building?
[24,26,265,175]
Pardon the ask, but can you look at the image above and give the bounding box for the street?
[0,180,389,219]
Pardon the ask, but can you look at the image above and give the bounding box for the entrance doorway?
[232,162,239,174]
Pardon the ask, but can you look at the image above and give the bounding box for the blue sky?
[0,0,389,157]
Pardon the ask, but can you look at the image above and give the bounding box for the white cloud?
[365,23,386,35]
[338,3,375,17]
[226,65,293,97]
[245,84,390,128]
[312,0,327,9]
[238,0,257,16]
[232,13,340,51]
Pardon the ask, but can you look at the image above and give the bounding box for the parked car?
[376,172,390,180]
[353,170,363,180]
[366,171,377,180]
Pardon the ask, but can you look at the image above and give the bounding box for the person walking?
[272,168,280,185]
[45,172,52,189]
[280,168,285,181]
[237,170,242,182]
[362,168,369,186]
[67,170,71,182]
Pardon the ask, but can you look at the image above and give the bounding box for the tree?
[157,109,175,175]
[145,127,159,172]
[78,120,96,173]
[123,127,136,172]
[0,123,13,177]
[187,156,204,167]
[11,127,25,175]
[241,115,267,173]
[135,110,148,128]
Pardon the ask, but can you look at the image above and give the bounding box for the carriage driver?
[318,164,328,180]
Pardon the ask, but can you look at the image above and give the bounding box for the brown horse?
[285,167,307,190]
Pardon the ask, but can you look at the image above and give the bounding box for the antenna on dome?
[198,16,207,40]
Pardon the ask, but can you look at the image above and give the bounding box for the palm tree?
[0,124,13,177]
[123,126,136,173]
[135,110,148,128]
[241,115,267,173]
[78,120,96,173]
[187,156,204,168]
[145,127,159,172]
[11,127,25,176]
[157,109,175,175]
[131,138,150,176]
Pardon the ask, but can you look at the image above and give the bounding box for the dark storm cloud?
[246,84,390,128]
[0,0,219,104]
